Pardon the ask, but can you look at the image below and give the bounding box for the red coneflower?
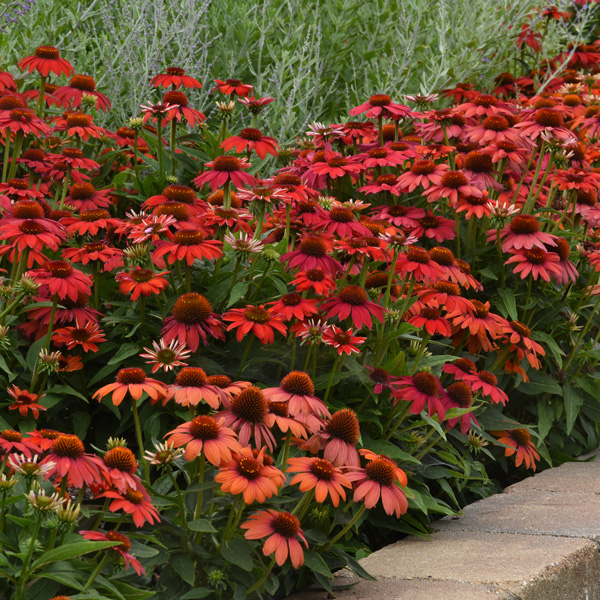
[349,94,415,120]
[41,434,106,488]
[447,299,506,353]
[221,128,279,160]
[513,108,573,141]
[242,509,308,568]
[18,46,74,77]
[397,160,448,192]
[152,229,223,266]
[115,267,169,301]
[395,246,445,283]
[281,236,342,276]
[322,324,367,355]
[223,305,287,344]
[62,209,120,237]
[93,368,167,406]
[152,67,202,89]
[506,248,562,281]
[456,94,514,118]
[193,155,257,191]
[268,401,310,437]
[25,428,62,451]
[0,430,38,457]
[53,74,111,111]
[0,108,52,137]
[218,386,276,451]
[496,215,557,252]
[391,371,447,418]
[28,261,92,301]
[0,220,64,265]
[61,243,124,272]
[346,450,408,518]
[64,182,112,211]
[320,285,385,330]
[443,382,479,434]
[167,367,224,409]
[49,147,100,172]
[165,415,240,465]
[54,112,106,141]
[7,385,46,420]
[408,306,452,337]
[494,429,540,470]
[213,78,253,97]
[52,321,106,352]
[424,170,483,205]
[464,369,509,405]
[467,115,519,145]
[160,90,206,127]
[314,206,371,238]
[269,293,319,322]
[410,212,456,242]
[161,293,225,352]
[309,151,363,181]
[416,281,474,314]
[287,457,351,507]
[101,487,160,527]
[215,447,283,503]
[291,268,336,297]
[79,530,145,575]
[454,192,493,220]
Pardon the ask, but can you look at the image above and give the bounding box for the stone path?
[290,453,600,599]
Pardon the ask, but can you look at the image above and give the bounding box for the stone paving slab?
[434,489,600,539]
[504,460,600,495]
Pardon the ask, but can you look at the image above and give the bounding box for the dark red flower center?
[534,108,563,127]
[0,96,25,110]
[553,237,571,259]
[407,247,431,264]
[325,408,360,444]
[430,246,454,266]
[172,293,213,324]
[299,237,327,257]
[365,457,397,486]
[66,113,93,127]
[281,371,314,396]
[310,458,334,480]
[19,221,45,234]
[129,268,155,283]
[166,67,186,76]
[272,512,301,537]
[327,157,347,168]
[243,306,270,323]
[369,147,389,158]
[189,415,219,439]
[106,530,131,551]
[80,209,110,222]
[511,428,531,446]
[280,293,302,307]
[412,371,438,396]
[173,229,205,245]
[116,368,146,384]
[273,174,301,186]
[70,75,96,91]
[1,429,21,442]
[236,457,261,480]
[240,128,262,141]
[376,173,397,185]
[124,488,144,504]
[433,280,460,295]
[473,95,498,107]
[420,307,441,320]
[509,215,539,235]
[212,156,241,172]
[419,216,440,229]
[62,147,84,159]
[524,248,547,264]
[45,260,73,278]
[156,202,190,220]
[464,151,493,173]
[453,358,477,373]
[482,116,509,131]
[441,171,468,188]
[10,108,34,122]
[478,370,497,385]
[305,268,325,282]
[163,184,196,203]
[338,285,368,305]
[231,386,267,423]
[40,429,61,440]
[69,183,95,199]
[225,79,242,86]
[446,382,472,407]
[365,272,389,288]
[510,320,530,337]
[329,207,353,222]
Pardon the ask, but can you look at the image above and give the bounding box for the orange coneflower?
[0,107,52,137]
[0,430,38,457]
[221,128,279,160]
[116,267,169,301]
[53,74,111,111]
[62,243,124,272]
[165,415,239,465]
[290,268,336,297]
[93,368,167,406]
[286,457,351,507]
[322,325,367,355]
[152,67,202,89]
[79,530,145,575]
[193,156,257,191]
[101,486,160,527]
[281,236,343,276]
[223,304,287,345]
[213,78,253,97]
[494,429,540,470]
[7,386,46,420]
[215,447,283,504]
[102,446,142,493]
[28,261,92,301]
[152,229,223,266]
[52,321,106,352]
[391,371,448,418]
[321,285,386,330]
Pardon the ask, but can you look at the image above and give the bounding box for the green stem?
[168,468,188,549]
[170,119,177,175]
[82,553,110,591]
[383,249,400,309]
[411,333,431,375]
[193,451,206,522]
[131,396,150,483]
[185,262,192,293]
[321,504,367,552]
[7,131,24,180]
[246,556,277,595]
[157,121,164,176]
[58,166,72,210]
[279,430,292,469]
[236,336,255,379]
[14,512,43,600]
[36,76,46,118]
[1,136,10,183]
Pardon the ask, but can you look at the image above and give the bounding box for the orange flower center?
[231,386,267,423]
[325,408,360,444]
[163,90,188,106]
[482,116,509,131]
[156,202,190,219]
[243,306,270,323]
[1,429,21,442]
[19,221,45,234]
[164,185,196,203]
[172,293,213,324]
[268,401,289,417]
[175,367,208,387]
[106,530,131,551]
[10,108,34,122]
[35,45,60,59]
[207,375,231,388]
[509,215,539,235]
[0,96,25,110]
[478,370,497,385]
[419,215,440,229]
[66,113,93,127]
[52,434,85,457]
[271,512,300,537]
[407,247,431,264]
[429,246,454,265]
[129,268,155,283]
[305,269,325,282]
[166,67,186,76]
[116,368,147,384]
[299,237,327,257]
[80,209,110,222]
[365,272,389,288]
[40,429,61,439]
[420,307,441,320]
[189,415,219,439]
[369,148,389,159]
[524,248,547,264]
[70,75,96,91]
[281,371,314,396]
[369,94,391,106]
[553,237,571,259]
[327,157,347,168]
[45,260,73,278]
[433,280,460,295]
[338,285,368,305]
[62,147,84,159]
[240,128,262,141]
[473,95,498,107]
[510,320,530,337]
[511,428,531,446]
[376,174,397,186]
[104,446,137,472]
[273,174,301,186]
[69,183,95,199]
[453,358,477,373]
[124,488,144,504]
[411,160,436,175]
[173,230,205,245]
[329,207,353,222]
[534,108,563,127]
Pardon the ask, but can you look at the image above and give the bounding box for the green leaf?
[107,343,140,365]
[31,541,117,571]
[226,282,248,308]
[220,538,252,571]
[563,382,584,435]
[531,331,564,367]
[187,518,217,533]
[25,336,45,371]
[180,590,213,599]
[496,288,518,321]
[73,411,92,439]
[170,552,195,586]
[537,399,554,440]
[361,438,420,464]
[303,549,333,578]
[519,371,562,396]
[0,354,12,377]
[51,385,89,402]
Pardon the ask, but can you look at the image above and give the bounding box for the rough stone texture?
[504,460,600,495]
[434,489,600,539]
[289,579,504,600]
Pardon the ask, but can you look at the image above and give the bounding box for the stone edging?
[290,453,600,599]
